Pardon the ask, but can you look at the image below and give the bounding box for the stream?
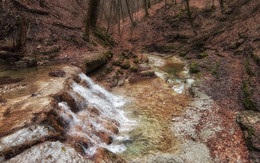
[0,53,223,162]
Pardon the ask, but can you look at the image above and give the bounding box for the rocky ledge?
[0,65,124,162]
[237,111,260,162]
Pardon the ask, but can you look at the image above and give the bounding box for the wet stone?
[49,70,65,77]
[140,70,155,77]
[0,76,24,85]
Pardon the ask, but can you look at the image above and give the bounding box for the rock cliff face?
[0,65,81,160]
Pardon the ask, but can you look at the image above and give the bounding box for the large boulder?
[84,51,113,74]
[237,111,260,162]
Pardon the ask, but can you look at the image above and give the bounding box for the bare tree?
[84,0,101,41]
[219,0,224,9]
[144,0,149,16]
[125,0,136,26]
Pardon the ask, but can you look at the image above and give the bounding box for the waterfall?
[58,73,136,157]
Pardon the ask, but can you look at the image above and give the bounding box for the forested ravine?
[0,0,260,162]
[0,52,249,162]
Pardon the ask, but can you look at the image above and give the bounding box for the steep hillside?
[0,0,107,66]
[119,0,260,162]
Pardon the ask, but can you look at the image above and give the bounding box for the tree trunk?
[219,0,224,9]
[84,0,101,41]
[125,0,136,26]
[144,0,149,16]
[16,17,26,55]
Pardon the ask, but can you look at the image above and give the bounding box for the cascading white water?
[58,73,136,157]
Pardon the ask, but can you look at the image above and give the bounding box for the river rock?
[49,69,65,77]
[84,51,113,73]
[96,131,112,144]
[140,70,155,77]
[237,110,260,162]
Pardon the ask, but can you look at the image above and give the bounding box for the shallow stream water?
[0,54,218,162]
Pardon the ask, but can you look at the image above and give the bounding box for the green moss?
[196,73,201,78]
[251,52,260,66]
[179,51,187,57]
[206,67,212,72]
[112,60,122,66]
[130,65,138,72]
[133,58,139,64]
[93,26,116,47]
[104,51,113,58]
[112,55,124,67]
[90,40,97,46]
[84,51,113,73]
[161,62,185,78]
[121,61,130,70]
[190,62,200,74]
[184,56,191,60]
[212,62,220,79]
[245,58,255,77]
[197,51,208,59]
[117,69,124,74]
[104,67,113,75]
[120,52,130,59]
[242,80,257,110]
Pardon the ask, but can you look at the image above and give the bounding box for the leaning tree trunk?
[84,0,101,41]
[144,0,149,16]
[125,0,136,26]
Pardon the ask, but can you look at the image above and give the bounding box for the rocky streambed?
[0,53,251,162]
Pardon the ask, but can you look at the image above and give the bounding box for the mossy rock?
[179,51,188,57]
[117,69,124,74]
[133,58,139,64]
[245,58,255,77]
[112,60,122,67]
[197,51,208,59]
[93,27,116,47]
[84,51,113,73]
[130,65,138,72]
[237,111,260,151]
[140,70,155,77]
[251,52,260,66]
[190,62,200,74]
[121,52,130,59]
[121,61,130,70]
[242,80,257,110]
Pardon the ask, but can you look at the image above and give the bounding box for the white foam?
[172,84,185,94]
[57,73,136,157]
[0,125,50,151]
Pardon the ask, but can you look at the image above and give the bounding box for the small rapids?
[58,73,136,157]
